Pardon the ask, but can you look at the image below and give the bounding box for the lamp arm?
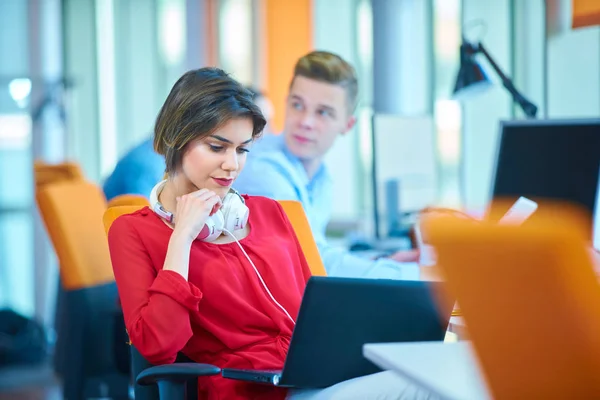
[476,43,538,118]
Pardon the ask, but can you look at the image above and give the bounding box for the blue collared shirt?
[234,135,418,280]
[103,138,166,201]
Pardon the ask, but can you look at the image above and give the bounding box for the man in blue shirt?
[102,138,165,201]
[234,51,419,280]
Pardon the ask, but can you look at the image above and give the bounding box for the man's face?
[283,76,355,163]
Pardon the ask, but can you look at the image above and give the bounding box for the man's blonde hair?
[291,51,359,112]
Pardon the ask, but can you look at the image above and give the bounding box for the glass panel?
[157,0,187,68]
[0,115,34,316]
[356,0,373,108]
[218,0,254,85]
[433,0,463,207]
[0,212,34,316]
[354,0,374,220]
[0,147,33,207]
[0,0,34,316]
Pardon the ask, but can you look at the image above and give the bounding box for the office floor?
[0,363,62,400]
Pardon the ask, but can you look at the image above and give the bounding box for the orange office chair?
[277,200,327,276]
[103,205,146,234]
[426,205,600,399]
[36,181,113,290]
[102,200,326,399]
[36,180,131,399]
[107,194,150,208]
[33,160,88,378]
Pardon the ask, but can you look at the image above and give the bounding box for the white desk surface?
[363,341,491,400]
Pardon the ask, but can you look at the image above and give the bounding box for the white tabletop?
[363,341,491,400]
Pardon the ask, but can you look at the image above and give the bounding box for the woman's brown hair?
[154,68,266,174]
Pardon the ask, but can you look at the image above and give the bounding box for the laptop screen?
[488,118,600,242]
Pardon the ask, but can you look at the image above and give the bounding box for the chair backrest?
[34,160,84,188]
[278,200,327,276]
[37,180,114,290]
[107,194,150,208]
[426,209,600,399]
[34,161,86,252]
[104,200,324,398]
[103,205,146,235]
[102,200,327,276]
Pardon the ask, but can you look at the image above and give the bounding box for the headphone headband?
[149,180,174,223]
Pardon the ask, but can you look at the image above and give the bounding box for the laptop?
[488,119,600,245]
[221,276,453,388]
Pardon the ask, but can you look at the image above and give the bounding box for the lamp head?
[452,40,493,100]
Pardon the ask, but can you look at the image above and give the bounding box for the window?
[432,0,463,207]
[218,0,254,85]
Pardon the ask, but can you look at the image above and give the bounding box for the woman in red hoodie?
[107,68,426,399]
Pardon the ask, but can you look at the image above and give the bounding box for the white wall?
[545,0,600,118]
[514,0,600,119]
[547,27,600,117]
[461,0,600,212]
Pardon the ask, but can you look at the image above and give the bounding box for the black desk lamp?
[453,37,538,118]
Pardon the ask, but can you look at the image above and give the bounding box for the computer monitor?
[489,118,600,242]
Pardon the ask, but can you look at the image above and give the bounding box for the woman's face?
[180,117,254,198]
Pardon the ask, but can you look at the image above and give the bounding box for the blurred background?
[0,0,599,397]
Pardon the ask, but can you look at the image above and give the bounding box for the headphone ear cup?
[221,193,249,232]
[199,211,224,242]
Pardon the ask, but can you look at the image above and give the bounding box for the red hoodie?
[108,196,312,399]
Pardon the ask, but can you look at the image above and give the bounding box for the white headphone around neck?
[149,179,250,242]
[148,179,296,325]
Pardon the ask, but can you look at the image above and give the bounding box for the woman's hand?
[172,189,222,242]
[387,249,420,263]
[163,189,222,281]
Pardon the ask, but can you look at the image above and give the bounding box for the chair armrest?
[136,363,221,386]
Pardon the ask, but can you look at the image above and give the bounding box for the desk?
[363,341,490,400]
[328,236,412,258]
[418,265,469,340]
